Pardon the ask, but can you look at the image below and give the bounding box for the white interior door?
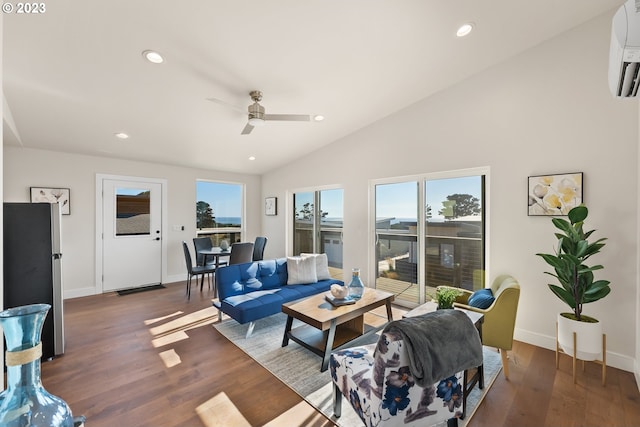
[102,179,162,291]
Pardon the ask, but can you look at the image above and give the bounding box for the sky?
[294,189,344,218]
[376,176,482,220]
[293,176,481,220]
[196,181,242,217]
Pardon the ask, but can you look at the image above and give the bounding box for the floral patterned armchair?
[330,331,470,427]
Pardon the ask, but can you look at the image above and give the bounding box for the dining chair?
[229,242,254,265]
[182,241,216,299]
[193,237,213,266]
[252,236,268,261]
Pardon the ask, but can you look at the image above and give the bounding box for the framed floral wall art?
[528,172,582,216]
[30,187,71,215]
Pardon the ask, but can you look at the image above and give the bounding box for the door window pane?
[375,181,419,305]
[320,189,344,278]
[425,176,484,299]
[116,188,150,236]
[293,189,344,279]
[294,192,314,254]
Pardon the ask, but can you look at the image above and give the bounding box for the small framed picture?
[265,197,277,216]
[527,172,583,216]
[30,187,71,215]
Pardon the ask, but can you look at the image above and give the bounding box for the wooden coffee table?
[281,288,394,371]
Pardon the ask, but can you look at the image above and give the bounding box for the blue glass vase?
[348,268,365,300]
[0,304,76,427]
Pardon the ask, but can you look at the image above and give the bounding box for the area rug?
[116,284,165,296]
[214,313,502,427]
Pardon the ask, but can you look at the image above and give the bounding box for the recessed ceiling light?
[313,115,325,122]
[142,50,164,64]
[248,156,256,161]
[456,23,474,37]
[114,132,129,140]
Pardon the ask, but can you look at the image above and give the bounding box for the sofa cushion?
[467,288,495,309]
[286,256,318,285]
[301,253,332,280]
[257,259,286,290]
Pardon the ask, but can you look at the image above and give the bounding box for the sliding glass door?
[293,188,344,279]
[373,170,486,307]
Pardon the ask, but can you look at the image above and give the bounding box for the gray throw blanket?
[381,309,483,387]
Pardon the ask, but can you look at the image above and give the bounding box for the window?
[373,170,486,307]
[293,188,344,279]
[196,181,243,245]
[115,188,150,236]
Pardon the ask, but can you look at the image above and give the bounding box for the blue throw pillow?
[467,288,495,309]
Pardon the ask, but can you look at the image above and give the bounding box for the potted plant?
[435,287,462,309]
[536,205,611,360]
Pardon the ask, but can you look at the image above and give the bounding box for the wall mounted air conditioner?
[609,0,640,97]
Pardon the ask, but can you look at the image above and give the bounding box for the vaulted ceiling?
[3,0,623,174]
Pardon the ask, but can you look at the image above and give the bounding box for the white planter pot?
[557,313,603,361]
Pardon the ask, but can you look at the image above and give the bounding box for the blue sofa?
[214,257,343,336]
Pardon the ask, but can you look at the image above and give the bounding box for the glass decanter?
[348,268,365,300]
[0,304,76,426]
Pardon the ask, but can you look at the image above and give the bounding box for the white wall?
[262,11,639,372]
[3,147,261,298]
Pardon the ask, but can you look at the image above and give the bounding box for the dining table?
[196,247,232,289]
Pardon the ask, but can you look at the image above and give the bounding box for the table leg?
[386,298,393,321]
[321,319,338,372]
[282,315,294,347]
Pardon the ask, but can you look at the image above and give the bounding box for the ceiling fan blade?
[206,97,244,114]
[264,114,311,122]
[241,122,254,135]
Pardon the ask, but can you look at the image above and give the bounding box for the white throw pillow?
[301,253,332,281]
[287,256,318,285]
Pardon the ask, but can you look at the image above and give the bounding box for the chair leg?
[500,349,509,379]
[333,383,342,418]
[186,276,191,300]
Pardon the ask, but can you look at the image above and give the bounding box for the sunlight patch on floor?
[144,310,184,326]
[158,348,182,368]
[263,400,333,427]
[151,330,189,348]
[148,307,218,337]
[196,392,251,427]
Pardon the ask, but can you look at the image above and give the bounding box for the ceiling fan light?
[248,117,265,126]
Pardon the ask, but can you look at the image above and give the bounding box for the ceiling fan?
[208,90,311,135]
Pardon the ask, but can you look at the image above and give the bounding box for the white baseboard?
[64,286,99,300]
[514,327,636,373]
[63,274,186,300]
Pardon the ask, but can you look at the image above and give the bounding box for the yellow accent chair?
[439,275,520,379]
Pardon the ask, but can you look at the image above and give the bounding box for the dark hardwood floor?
[37,281,640,427]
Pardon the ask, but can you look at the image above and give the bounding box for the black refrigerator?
[3,202,65,360]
